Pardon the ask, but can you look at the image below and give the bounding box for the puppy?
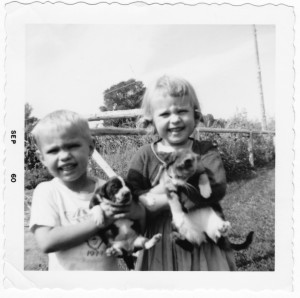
[89,176,162,270]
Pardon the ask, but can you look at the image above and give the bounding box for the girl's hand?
[122,200,146,221]
[100,199,128,226]
[139,192,169,212]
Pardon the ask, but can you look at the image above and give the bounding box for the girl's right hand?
[100,200,129,226]
[139,192,169,212]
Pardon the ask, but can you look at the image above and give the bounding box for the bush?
[24,113,275,188]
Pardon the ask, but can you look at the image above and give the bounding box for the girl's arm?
[127,148,170,214]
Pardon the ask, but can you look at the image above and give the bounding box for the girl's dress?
[127,138,236,271]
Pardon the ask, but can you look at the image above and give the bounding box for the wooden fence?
[87,109,275,176]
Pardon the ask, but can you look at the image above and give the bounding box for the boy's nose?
[60,150,71,160]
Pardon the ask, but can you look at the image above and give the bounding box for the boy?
[29,110,144,270]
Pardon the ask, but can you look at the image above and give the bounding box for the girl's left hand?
[121,200,145,221]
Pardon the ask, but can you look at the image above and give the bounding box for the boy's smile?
[37,126,94,189]
[152,91,195,148]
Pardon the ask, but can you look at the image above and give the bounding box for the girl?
[127,75,236,271]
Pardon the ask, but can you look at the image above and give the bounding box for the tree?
[24,103,39,170]
[25,102,38,135]
[100,79,145,127]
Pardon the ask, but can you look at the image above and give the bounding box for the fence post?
[193,127,201,141]
[248,131,254,168]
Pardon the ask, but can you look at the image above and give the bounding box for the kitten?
[156,148,254,252]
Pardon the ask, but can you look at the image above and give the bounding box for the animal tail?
[229,231,254,251]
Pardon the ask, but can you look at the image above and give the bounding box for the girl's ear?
[89,138,95,157]
[194,109,202,126]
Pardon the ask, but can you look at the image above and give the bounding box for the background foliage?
[100,78,145,127]
[24,80,275,189]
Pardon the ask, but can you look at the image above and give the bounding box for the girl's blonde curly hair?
[137,75,202,134]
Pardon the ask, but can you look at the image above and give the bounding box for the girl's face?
[151,91,195,148]
[37,126,93,188]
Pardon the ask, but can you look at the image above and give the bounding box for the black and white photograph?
[1,0,295,294]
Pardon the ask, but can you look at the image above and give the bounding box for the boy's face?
[37,126,94,186]
[151,91,195,148]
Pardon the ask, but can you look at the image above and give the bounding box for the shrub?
[24,112,275,188]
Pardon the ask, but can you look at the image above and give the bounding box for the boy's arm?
[33,219,102,254]
[33,201,125,254]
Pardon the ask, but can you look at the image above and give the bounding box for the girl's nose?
[170,113,181,123]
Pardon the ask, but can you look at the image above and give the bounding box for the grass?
[24,165,275,271]
[222,166,275,271]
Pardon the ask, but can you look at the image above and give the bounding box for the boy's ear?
[36,150,45,164]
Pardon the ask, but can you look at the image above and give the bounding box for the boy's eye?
[47,149,58,154]
[159,112,169,117]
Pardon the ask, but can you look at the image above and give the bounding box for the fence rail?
[90,126,275,136]
[87,109,275,170]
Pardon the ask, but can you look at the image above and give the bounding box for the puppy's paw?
[90,205,105,227]
[153,233,162,242]
[199,183,212,199]
[170,231,184,242]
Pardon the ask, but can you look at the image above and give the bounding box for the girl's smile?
[151,91,196,148]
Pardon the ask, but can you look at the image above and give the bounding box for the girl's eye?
[69,144,80,149]
[178,110,188,114]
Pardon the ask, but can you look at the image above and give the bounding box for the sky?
[26,24,275,121]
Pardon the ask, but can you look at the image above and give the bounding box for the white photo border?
[1,0,295,294]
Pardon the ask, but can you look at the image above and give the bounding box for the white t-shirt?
[29,177,121,271]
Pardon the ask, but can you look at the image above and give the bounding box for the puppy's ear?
[98,182,107,198]
[124,180,133,191]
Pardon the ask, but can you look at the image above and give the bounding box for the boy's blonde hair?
[137,75,202,133]
[31,110,93,149]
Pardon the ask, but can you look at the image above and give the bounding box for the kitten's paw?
[165,180,177,193]
[199,183,212,199]
[219,221,231,236]
[106,246,122,257]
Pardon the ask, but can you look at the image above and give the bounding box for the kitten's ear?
[157,151,177,166]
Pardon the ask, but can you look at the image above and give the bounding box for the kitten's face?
[164,148,199,185]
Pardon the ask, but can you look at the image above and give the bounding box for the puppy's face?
[98,176,132,205]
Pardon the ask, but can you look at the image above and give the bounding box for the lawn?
[24,165,275,271]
